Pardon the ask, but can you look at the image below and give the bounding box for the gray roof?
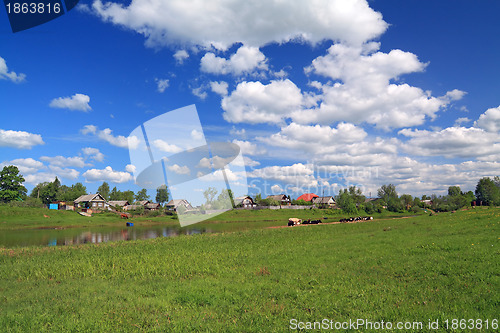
[74,193,105,203]
[108,200,129,207]
[312,196,335,204]
[145,203,161,209]
[266,194,288,201]
[136,200,150,206]
[166,199,192,208]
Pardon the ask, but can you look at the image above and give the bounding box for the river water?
[0,224,213,248]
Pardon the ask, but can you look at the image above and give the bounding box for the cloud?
[210,81,229,96]
[191,85,208,99]
[248,163,319,188]
[297,43,465,129]
[222,79,313,124]
[0,129,44,149]
[82,147,105,162]
[454,117,471,126]
[201,46,267,75]
[166,164,190,175]
[49,93,92,112]
[81,125,140,149]
[271,184,283,193]
[90,0,387,49]
[152,139,183,153]
[155,78,169,93]
[83,166,133,183]
[40,155,86,168]
[399,126,500,159]
[48,166,80,180]
[24,173,59,185]
[475,105,500,132]
[0,158,44,175]
[191,129,203,140]
[125,164,136,173]
[229,126,246,138]
[0,56,26,83]
[173,50,189,63]
[232,139,266,156]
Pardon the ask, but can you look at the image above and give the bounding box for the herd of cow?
[287,218,322,226]
[339,216,373,222]
[288,216,374,226]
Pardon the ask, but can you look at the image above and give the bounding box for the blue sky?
[1,0,499,201]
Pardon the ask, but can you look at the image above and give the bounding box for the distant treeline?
[0,166,499,214]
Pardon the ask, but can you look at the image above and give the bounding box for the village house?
[74,194,107,211]
[108,200,130,210]
[165,199,194,211]
[233,195,255,208]
[296,193,318,202]
[266,194,291,206]
[312,196,336,208]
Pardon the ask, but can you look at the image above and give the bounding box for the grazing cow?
[310,220,322,224]
[120,213,129,219]
[288,218,302,226]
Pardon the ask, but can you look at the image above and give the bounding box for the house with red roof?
[296,193,318,202]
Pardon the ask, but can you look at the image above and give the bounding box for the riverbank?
[1,208,498,332]
[0,204,424,231]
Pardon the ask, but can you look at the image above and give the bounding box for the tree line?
[0,166,170,206]
[1,165,499,212]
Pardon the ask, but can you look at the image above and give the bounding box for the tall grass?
[0,208,498,332]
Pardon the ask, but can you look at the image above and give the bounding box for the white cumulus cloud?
[0,56,26,83]
[475,105,500,133]
[49,93,92,112]
[0,129,44,149]
[155,78,169,93]
[90,0,387,49]
[83,166,133,183]
[81,125,140,149]
[152,139,183,153]
[201,46,267,75]
[40,155,86,168]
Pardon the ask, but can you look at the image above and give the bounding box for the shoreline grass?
[0,204,426,231]
[1,208,498,332]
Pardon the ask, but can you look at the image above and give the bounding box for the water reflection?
[1,225,210,248]
[57,226,206,246]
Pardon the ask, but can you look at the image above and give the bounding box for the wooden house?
[312,196,336,208]
[233,195,255,208]
[165,199,194,211]
[74,194,107,210]
[266,194,291,205]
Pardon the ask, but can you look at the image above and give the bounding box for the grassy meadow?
[0,208,498,332]
[0,204,418,231]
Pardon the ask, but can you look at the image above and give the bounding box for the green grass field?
[0,208,498,332]
[0,204,419,231]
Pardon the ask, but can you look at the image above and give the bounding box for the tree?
[135,188,150,202]
[377,184,398,202]
[348,186,366,205]
[203,187,218,206]
[213,189,233,209]
[31,178,60,204]
[335,189,357,214]
[0,166,27,203]
[475,177,500,206]
[58,182,87,201]
[156,185,169,205]
[122,190,135,204]
[97,182,110,201]
[109,187,121,201]
[400,194,413,210]
[448,186,461,197]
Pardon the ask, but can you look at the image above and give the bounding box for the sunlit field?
[1,208,498,332]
